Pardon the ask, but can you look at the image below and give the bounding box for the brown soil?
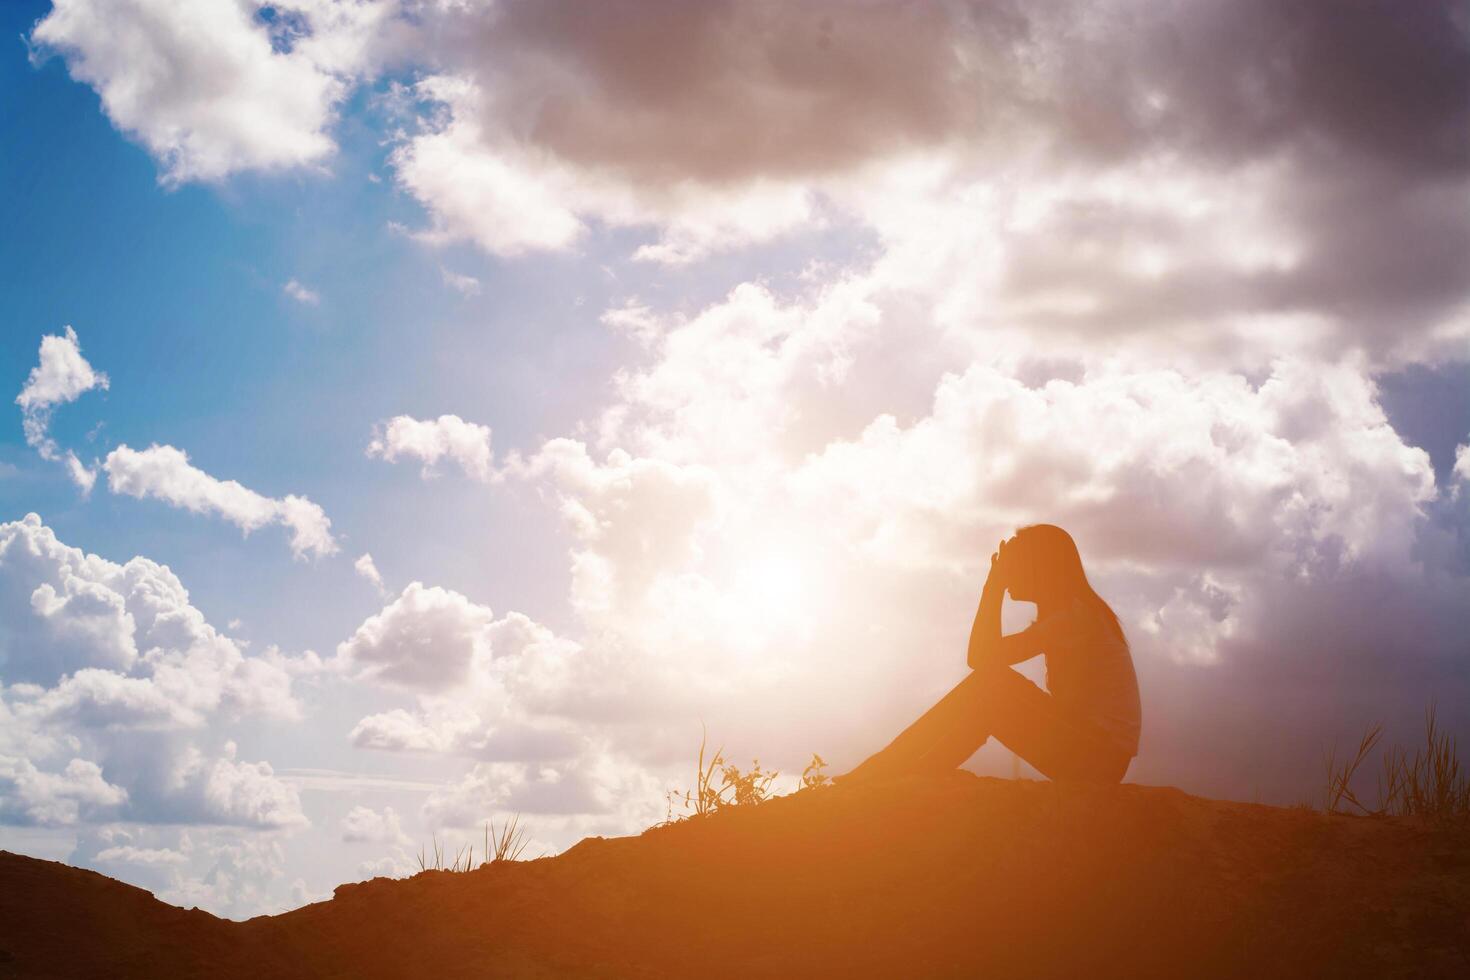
[3,774,1468,978]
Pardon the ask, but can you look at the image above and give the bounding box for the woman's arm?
[966,541,1045,669]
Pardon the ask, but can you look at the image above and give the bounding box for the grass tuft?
[412,815,530,874]
[1323,702,1469,822]
[486,815,530,863]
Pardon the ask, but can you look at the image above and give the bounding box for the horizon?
[2,0,1468,919]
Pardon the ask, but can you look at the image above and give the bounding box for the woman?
[845,524,1141,783]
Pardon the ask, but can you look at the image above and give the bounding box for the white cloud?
[63,453,98,494]
[1,513,302,725]
[389,72,815,262]
[283,278,321,305]
[152,830,297,918]
[103,444,337,559]
[15,326,108,492]
[340,804,409,845]
[0,756,127,826]
[336,582,492,691]
[16,325,109,413]
[29,0,397,183]
[93,843,189,866]
[367,414,493,482]
[0,515,308,840]
[354,553,384,593]
[420,754,665,831]
[440,267,481,297]
[25,668,196,730]
[340,584,600,765]
[175,745,309,829]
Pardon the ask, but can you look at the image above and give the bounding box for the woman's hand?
[985,538,1009,592]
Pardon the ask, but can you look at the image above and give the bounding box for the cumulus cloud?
[173,744,309,829]
[0,515,308,839]
[379,0,1470,362]
[103,443,337,559]
[16,325,109,413]
[0,513,302,712]
[151,830,299,918]
[0,755,127,826]
[283,278,321,305]
[339,583,603,766]
[34,2,1466,356]
[337,582,491,690]
[340,804,409,845]
[29,0,405,183]
[367,414,493,482]
[15,325,108,492]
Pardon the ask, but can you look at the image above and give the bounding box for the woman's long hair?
[1014,524,1127,647]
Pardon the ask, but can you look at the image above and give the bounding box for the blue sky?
[2,0,1468,917]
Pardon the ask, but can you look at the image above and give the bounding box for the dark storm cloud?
[432,0,1030,185]
[425,0,1470,356]
[1001,0,1470,354]
[1036,0,1469,176]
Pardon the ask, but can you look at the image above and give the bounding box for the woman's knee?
[969,664,1044,705]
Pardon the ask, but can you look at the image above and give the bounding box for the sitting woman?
[845,524,1140,783]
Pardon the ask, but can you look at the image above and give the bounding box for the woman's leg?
[844,671,990,779]
[851,665,1131,782]
[943,667,1130,782]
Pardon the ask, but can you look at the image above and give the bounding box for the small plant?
[717,755,779,807]
[800,753,830,791]
[665,724,782,820]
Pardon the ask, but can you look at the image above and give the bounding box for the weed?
[1323,703,1469,822]
[665,724,783,820]
[800,753,830,791]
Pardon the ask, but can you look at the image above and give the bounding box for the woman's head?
[1003,523,1126,643]
[1003,523,1089,604]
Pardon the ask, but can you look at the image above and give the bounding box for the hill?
[2,773,1468,978]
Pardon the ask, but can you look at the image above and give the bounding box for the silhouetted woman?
[846,524,1140,783]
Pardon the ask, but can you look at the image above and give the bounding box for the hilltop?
[2,773,1467,978]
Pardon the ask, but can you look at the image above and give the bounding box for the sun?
[730,552,810,626]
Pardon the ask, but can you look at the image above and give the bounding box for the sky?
[1,0,1467,918]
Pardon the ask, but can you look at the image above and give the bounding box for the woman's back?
[1030,597,1141,757]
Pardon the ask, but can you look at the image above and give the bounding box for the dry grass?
[413,815,531,874]
[415,834,478,874]
[486,815,530,862]
[1324,703,1469,822]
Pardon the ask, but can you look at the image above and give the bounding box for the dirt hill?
[2,773,1468,978]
